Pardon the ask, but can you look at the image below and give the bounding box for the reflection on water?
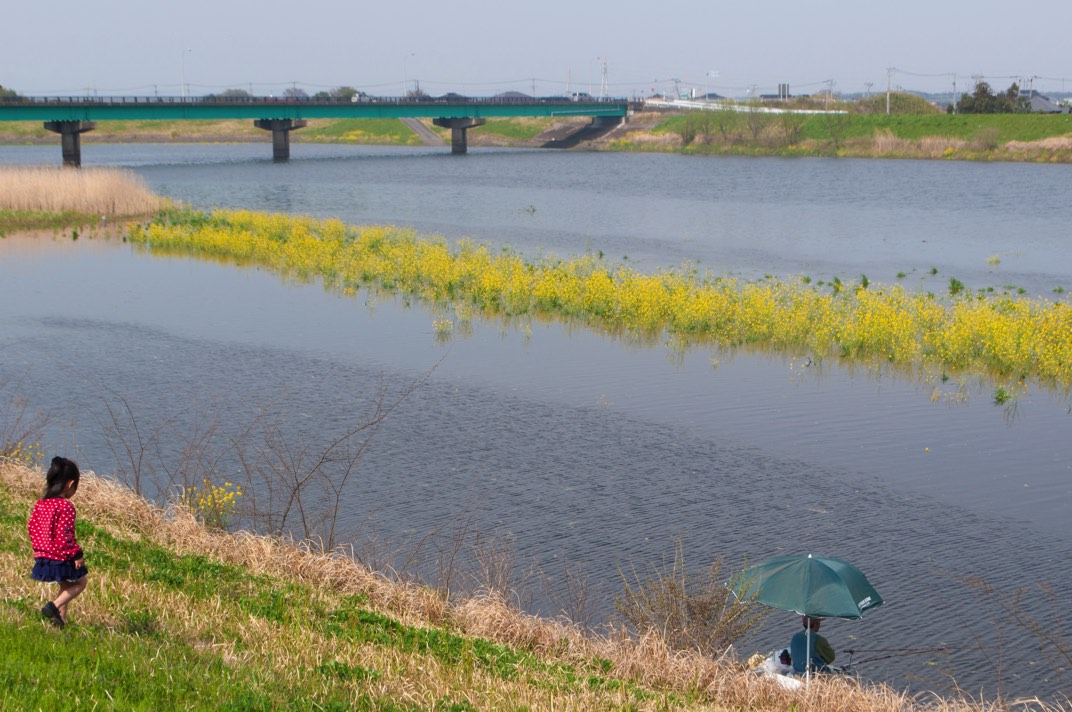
[1,145,1071,700]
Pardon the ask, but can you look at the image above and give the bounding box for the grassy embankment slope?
[2,460,947,711]
[625,97,1072,161]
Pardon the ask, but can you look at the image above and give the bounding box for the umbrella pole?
[805,626,811,686]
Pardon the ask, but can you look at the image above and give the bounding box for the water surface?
[1,144,1070,700]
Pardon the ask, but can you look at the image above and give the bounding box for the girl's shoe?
[41,602,64,628]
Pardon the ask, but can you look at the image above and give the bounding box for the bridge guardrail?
[0,95,629,107]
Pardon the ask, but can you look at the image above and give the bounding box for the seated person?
[790,615,835,674]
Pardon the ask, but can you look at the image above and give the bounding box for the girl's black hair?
[43,456,79,499]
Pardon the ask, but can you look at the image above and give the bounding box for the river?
[1,143,1070,701]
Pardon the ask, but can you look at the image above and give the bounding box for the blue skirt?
[31,557,87,583]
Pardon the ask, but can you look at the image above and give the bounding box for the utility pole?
[402,52,414,97]
[181,48,192,100]
[952,73,957,114]
[886,67,893,115]
[705,70,719,101]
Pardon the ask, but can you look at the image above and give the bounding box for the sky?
[3,0,1070,99]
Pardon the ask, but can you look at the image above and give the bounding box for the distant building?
[1023,90,1069,113]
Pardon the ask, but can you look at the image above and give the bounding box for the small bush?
[615,540,768,656]
[973,127,1002,151]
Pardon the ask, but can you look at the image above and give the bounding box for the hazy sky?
[4,0,1070,98]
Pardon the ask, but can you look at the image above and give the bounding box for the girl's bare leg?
[54,578,87,623]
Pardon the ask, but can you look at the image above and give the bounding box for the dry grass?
[0,165,166,216]
[1005,135,1072,152]
[870,129,968,158]
[1,460,1064,710]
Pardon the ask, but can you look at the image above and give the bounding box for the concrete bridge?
[0,95,630,165]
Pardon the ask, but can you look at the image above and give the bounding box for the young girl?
[27,456,88,628]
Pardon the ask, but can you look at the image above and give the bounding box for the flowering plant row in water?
[127,209,1071,390]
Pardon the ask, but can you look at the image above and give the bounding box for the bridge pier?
[43,121,96,167]
[254,118,308,161]
[432,117,486,154]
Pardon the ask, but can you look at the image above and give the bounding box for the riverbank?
[3,458,1059,710]
[603,111,1072,162]
[3,110,1071,161]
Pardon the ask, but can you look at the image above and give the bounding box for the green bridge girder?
[0,96,630,164]
[0,96,628,122]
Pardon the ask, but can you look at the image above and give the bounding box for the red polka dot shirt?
[27,497,83,561]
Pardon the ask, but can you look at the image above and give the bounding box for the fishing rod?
[838,646,951,669]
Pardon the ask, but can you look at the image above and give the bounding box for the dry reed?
[0,165,165,216]
[1,460,1063,711]
[871,129,968,159]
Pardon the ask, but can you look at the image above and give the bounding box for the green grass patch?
[0,622,291,710]
[477,118,555,141]
[0,121,52,140]
[327,604,538,679]
[654,111,1072,144]
[799,113,1072,143]
[0,209,105,232]
[301,118,421,145]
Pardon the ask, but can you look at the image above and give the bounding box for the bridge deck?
[0,96,629,122]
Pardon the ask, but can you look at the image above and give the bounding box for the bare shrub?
[823,111,852,151]
[467,529,528,601]
[745,106,770,143]
[0,378,50,466]
[234,370,434,550]
[872,128,907,154]
[90,361,436,549]
[972,127,1002,151]
[95,387,167,496]
[0,166,166,216]
[957,573,1071,693]
[540,561,598,630]
[778,112,806,146]
[615,538,769,656]
[675,115,699,146]
[712,110,743,144]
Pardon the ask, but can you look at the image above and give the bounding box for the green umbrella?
[737,554,883,619]
[736,554,883,683]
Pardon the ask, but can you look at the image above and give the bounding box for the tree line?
[954,81,1030,114]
